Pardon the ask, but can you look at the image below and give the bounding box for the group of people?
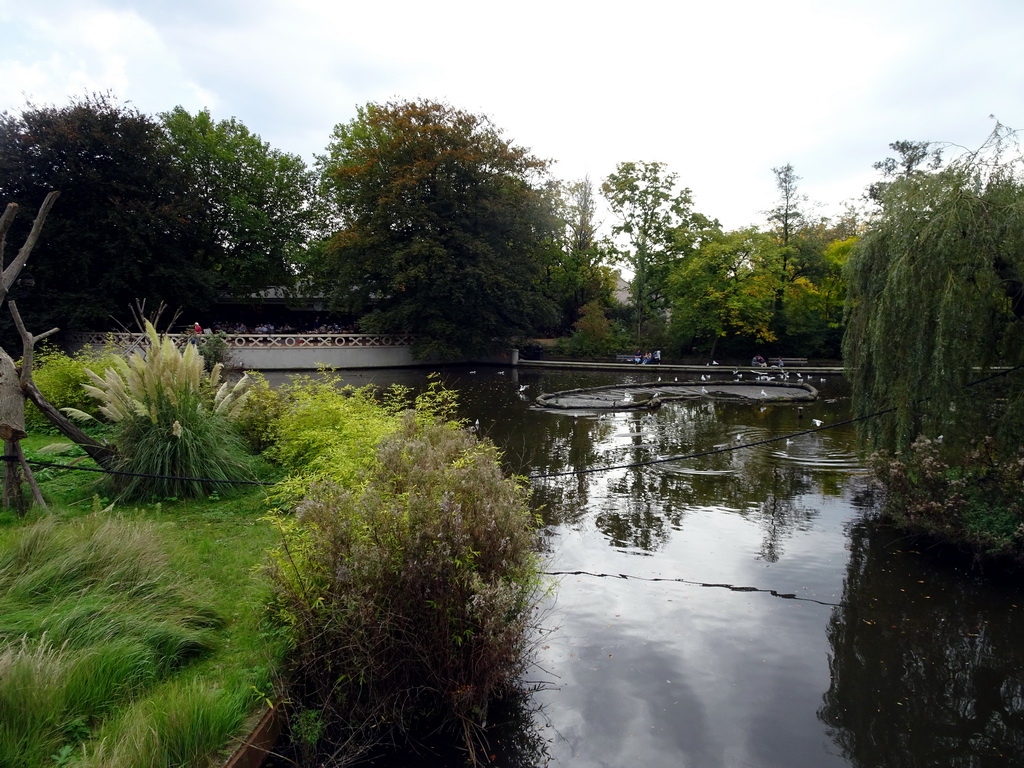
[751,355,785,367]
[201,320,358,335]
[634,350,661,364]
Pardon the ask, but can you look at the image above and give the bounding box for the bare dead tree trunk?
[0,192,116,511]
[8,301,116,470]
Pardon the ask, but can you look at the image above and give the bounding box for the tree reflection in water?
[820,520,1024,767]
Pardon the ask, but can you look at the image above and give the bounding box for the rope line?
[543,569,839,607]
[6,456,276,486]
[526,409,893,480]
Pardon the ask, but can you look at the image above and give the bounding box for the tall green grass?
[0,512,269,768]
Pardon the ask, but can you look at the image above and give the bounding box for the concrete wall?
[231,343,422,369]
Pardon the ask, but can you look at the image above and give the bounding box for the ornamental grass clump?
[267,413,546,765]
[0,515,227,768]
[65,321,253,500]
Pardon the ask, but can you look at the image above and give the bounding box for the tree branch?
[0,202,18,260]
[0,191,59,303]
[9,300,116,469]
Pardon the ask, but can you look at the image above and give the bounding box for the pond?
[274,365,1024,767]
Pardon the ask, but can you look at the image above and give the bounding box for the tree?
[767,163,805,248]
[314,99,558,359]
[668,227,779,358]
[161,107,323,297]
[844,124,1024,456]
[602,161,715,346]
[0,94,211,334]
[541,177,616,333]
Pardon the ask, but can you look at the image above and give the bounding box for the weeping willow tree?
[844,125,1024,458]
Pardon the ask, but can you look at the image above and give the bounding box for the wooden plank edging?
[224,704,287,768]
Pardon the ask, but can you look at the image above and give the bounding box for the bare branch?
[9,301,59,386]
[0,203,18,262]
[0,191,60,302]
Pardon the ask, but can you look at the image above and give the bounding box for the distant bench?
[777,357,808,366]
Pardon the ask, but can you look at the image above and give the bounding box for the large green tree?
[0,94,211,334]
[161,107,322,297]
[602,161,714,345]
[668,227,780,358]
[844,125,1024,456]
[314,99,558,359]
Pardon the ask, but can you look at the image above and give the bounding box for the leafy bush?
[872,436,1024,558]
[66,322,253,500]
[234,372,288,454]
[25,342,124,432]
[267,413,545,764]
[249,371,458,505]
[194,331,233,372]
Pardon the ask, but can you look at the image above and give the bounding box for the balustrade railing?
[68,332,416,349]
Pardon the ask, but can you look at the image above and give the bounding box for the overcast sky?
[2,0,1022,230]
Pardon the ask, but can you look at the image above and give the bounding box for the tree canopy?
[843,125,1024,455]
[0,94,212,334]
[602,161,716,345]
[161,107,323,297]
[668,226,779,358]
[314,99,558,359]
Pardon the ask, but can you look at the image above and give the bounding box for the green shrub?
[872,436,1024,557]
[194,331,232,372]
[252,371,436,505]
[25,342,124,432]
[65,322,253,500]
[234,372,287,454]
[267,413,546,764]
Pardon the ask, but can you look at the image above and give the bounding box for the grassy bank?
[0,436,285,768]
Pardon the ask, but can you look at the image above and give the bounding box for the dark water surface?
[272,366,1024,767]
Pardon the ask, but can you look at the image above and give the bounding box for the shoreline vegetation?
[2,336,545,767]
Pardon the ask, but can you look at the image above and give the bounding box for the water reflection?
[820,521,1024,767]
